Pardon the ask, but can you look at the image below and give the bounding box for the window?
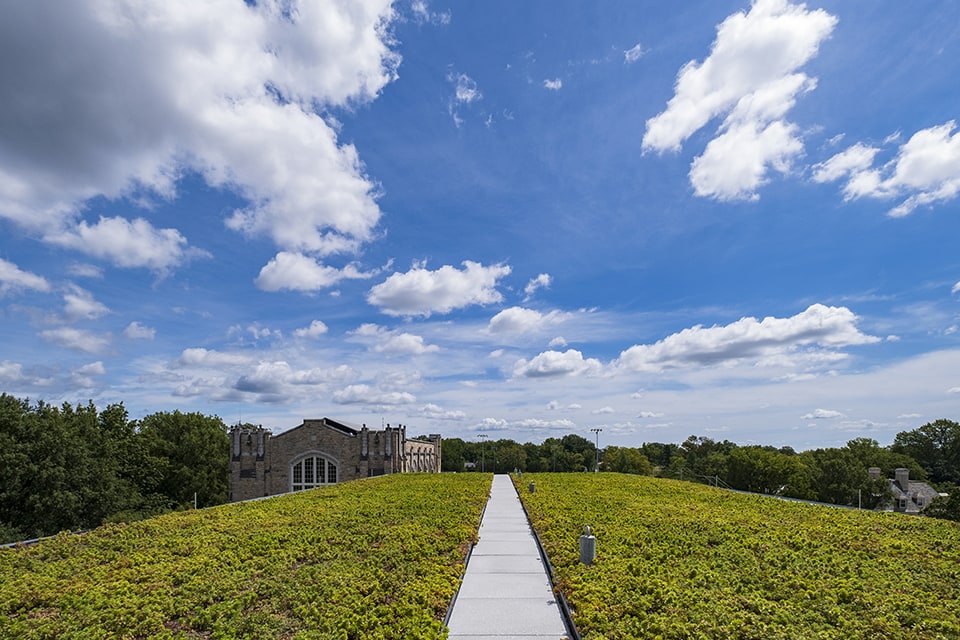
[291,454,338,491]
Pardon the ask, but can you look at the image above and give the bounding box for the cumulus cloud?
[374,332,440,355]
[46,217,208,272]
[71,360,106,387]
[419,403,467,420]
[543,78,562,90]
[513,349,603,379]
[123,321,156,340]
[0,361,25,384]
[333,383,416,406]
[294,320,329,339]
[39,327,112,354]
[637,411,664,418]
[812,121,960,217]
[349,323,439,355]
[367,260,511,317]
[0,0,398,269]
[0,258,50,295]
[616,304,879,373]
[488,306,565,335]
[177,347,252,367]
[802,408,845,419]
[255,252,374,292]
[643,0,836,200]
[62,284,110,321]
[524,273,551,300]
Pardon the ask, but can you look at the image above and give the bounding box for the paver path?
[446,474,571,640]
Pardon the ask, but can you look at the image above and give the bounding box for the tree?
[892,419,960,485]
[924,484,960,522]
[602,447,651,475]
[491,439,525,473]
[440,438,468,472]
[137,411,230,508]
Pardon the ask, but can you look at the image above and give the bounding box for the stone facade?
[229,417,441,502]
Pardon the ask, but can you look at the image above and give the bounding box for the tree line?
[442,419,960,520]
[0,394,230,544]
[3,390,957,544]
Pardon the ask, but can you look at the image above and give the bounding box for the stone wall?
[229,418,441,502]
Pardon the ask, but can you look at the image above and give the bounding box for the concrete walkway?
[446,474,571,640]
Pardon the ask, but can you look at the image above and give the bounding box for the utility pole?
[590,428,602,472]
[478,434,488,472]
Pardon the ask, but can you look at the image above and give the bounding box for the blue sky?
[1,0,959,450]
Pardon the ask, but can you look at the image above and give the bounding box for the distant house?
[229,417,441,502]
[870,467,942,514]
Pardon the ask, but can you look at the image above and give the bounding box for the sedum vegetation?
[0,473,490,640]
[518,473,960,640]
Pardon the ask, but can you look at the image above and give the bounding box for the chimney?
[895,468,910,491]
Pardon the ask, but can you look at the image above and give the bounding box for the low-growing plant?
[517,473,960,640]
[0,473,491,639]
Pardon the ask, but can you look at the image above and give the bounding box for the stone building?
[229,417,441,502]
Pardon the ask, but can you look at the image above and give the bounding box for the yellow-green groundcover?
[518,473,960,640]
[1,474,490,640]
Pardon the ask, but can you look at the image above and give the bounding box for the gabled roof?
[275,417,363,439]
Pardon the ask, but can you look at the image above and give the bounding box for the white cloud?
[255,252,374,292]
[813,121,960,217]
[0,0,399,267]
[488,307,565,334]
[71,360,106,387]
[232,360,362,398]
[543,78,562,91]
[410,0,451,25]
[367,261,511,317]
[374,332,440,355]
[524,273,551,300]
[63,284,110,321]
[177,347,252,367]
[513,349,603,378]
[66,263,103,279]
[123,321,156,340]
[637,411,664,418]
[333,384,416,406]
[294,320,329,339]
[802,408,845,419]
[39,327,112,354]
[0,258,50,295]
[616,304,879,373]
[419,403,466,420]
[0,361,25,383]
[624,43,645,64]
[811,142,880,186]
[643,0,836,199]
[47,217,207,272]
[953,282,960,295]
[592,406,615,415]
[447,71,482,126]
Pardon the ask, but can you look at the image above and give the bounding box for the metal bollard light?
[528,482,535,493]
[579,525,596,565]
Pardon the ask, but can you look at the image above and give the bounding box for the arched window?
[291,454,338,491]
